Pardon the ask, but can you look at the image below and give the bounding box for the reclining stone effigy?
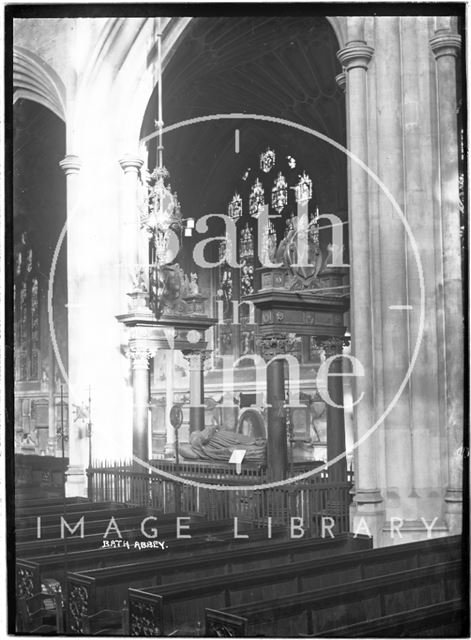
[178,425,266,463]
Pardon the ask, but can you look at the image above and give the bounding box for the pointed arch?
[13,46,66,121]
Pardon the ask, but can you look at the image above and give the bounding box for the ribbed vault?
[141,16,347,228]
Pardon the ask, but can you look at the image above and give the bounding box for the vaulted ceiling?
[141,16,347,227]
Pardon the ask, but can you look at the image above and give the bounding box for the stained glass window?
[15,234,40,381]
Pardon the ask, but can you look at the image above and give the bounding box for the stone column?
[59,154,87,497]
[337,34,384,539]
[164,349,176,457]
[400,17,444,528]
[47,338,56,454]
[119,155,145,294]
[183,351,206,433]
[430,28,463,534]
[375,18,420,533]
[259,334,291,481]
[316,337,348,483]
[127,342,155,464]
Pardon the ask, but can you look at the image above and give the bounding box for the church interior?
[9,10,467,637]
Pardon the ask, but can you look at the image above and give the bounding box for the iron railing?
[88,460,353,534]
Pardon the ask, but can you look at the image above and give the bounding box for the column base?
[444,488,462,535]
[350,490,385,547]
[381,519,449,546]
[65,465,87,498]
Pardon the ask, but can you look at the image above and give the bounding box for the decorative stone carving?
[126,342,157,370]
[178,425,266,463]
[430,31,461,59]
[311,335,350,357]
[118,155,144,175]
[257,332,297,361]
[182,350,209,370]
[335,71,346,92]
[59,154,81,175]
[337,42,374,71]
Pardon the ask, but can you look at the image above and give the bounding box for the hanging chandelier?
[141,18,182,265]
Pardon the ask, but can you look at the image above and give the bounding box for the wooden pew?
[15,514,241,558]
[15,500,126,518]
[303,599,464,637]
[127,534,461,635]
[16,510,180,541]
[204,560,462,637]
[15,504,160,530]
[16,591,64,634]
[15,496,89,509]
[16,523,287,601]
[66,533,370,634]
[17,525,287,634]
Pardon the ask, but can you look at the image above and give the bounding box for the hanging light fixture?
[260,147,276,173]
[271,171,288,214]
[141,17,182,265]
[228,191,242,221]
[294,171,313,204]
[249,178,265,218]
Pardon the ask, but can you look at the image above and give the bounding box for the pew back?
[128,534,461,634]
[205,559,462,637]
[66,533,371,633]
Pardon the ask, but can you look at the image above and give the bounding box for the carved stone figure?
[178,425,266,463]
[131,267,147,292]
[189,272,199,296]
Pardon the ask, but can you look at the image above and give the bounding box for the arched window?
[14,233,40,381]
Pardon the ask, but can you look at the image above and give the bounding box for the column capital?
[182,350,210,369]
[119,155,144,174]
[335,72,346,93]
[59,154,81,175]
[337,41,374,71]
[312,335,350,358]
[127,341,156,370]
[257,332,297,362]
[430,31,461,59]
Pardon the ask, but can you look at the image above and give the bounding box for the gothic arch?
[13,46,66,122]
[76,16,346,152]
